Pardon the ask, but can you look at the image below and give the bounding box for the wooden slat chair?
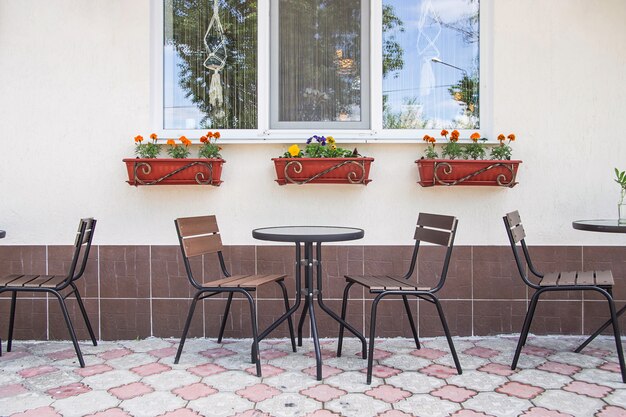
[504,210,626,382]
[0,218,97,367]
[174,215,296,377]
[338,213,462,384]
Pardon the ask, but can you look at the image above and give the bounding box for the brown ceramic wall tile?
[473,246,527,300]
[364,246,415,278]
[473,300,527,336]
[583,300,626,336]
[152,299,203,339]
[419,246,472,299]
[204,297,248,339]
[418,300,472,337]
[100,299,151,340]
[256,298,298,339]
[0,297,47,340]
[0,246,46,299]
[99,246,150,299]
[48,298,99,341]
[256,246,297,295]
[583,247,626,300]
[216,245,256,276]
[48,245,99,298]
[308,299,364,339]
[525,246,583,300]
[525,300,583,335]
[151,245,199,299]
[364,298,418,339]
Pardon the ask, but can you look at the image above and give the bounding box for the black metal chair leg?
[175,293,200,364]
[278,281,296,352]
[575,303,626,353]
[367,295,383,384]
[7,291,17,352]
[604,294,626,383]
[512,290,541,370]
[337,281,354,357]
[244,292,262,377]
[432,297,462,374]
[52,290,85,367]
[218,293,234,343]
[297,297,310,347]
[403,295,420,349]
[71,283,97,346]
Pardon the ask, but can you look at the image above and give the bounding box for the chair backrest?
[407,213,458,291]
[67,218,96,285]
[503,210,542,287]
[175,215,227,287]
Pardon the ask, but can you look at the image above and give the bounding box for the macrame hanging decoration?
[203,0,227,108]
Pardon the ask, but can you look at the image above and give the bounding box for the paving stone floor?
[1,335,626,417]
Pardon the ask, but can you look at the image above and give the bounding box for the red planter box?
[123,158,225,186]
[272,157,374,185]
[416,159,521,187]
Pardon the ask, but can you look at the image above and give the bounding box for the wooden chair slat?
[576,271,594,285]
[414,227,452,246]
[40,275,69,288]
[558,271,576,285]
[346,275,388,290]
[23,275,57,287]
[540,272,559,286]
[510,224,526,243]
[203,274,285,289]
[177,216,219,238]
[506,211,522,227]
[417,213,456,230]
[183,234,223,257]
[595,270,614,286]
[0,274,25,286]
[5,275,40,287]
[385,275,419,291]
[237,274,285,287]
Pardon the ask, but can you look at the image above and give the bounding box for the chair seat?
[539,270,613,287]
[0,274,67,288]
[202,274,286,289]
[345,275,431,292]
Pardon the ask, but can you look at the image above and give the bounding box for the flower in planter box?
[441,129,464,159]
[464,132,487,160]
[491,133,515,160]
[422,135,438,159]
[166,136,192,159]
[134,133,160,158]
[199,131,223,159]
[281,135,360,158]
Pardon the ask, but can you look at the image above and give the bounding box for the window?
[155,0,481,141]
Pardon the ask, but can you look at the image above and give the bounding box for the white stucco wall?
[1,0,625,246]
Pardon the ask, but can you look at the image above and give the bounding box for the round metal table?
[572,219,626,352]
[252,226,366,380]
[572,219,626,233]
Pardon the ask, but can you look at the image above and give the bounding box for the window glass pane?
[277,0,363,124]
[382,0,479,129]
[163,0,257,129]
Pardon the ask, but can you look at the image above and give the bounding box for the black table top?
[572,220,626,233]
[253,226,364,243]
[0,230,5,239]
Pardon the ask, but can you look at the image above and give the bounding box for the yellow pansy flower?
[327,136,336,145]
[288,144,300,157]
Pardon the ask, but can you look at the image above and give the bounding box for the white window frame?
[150,0,492,144]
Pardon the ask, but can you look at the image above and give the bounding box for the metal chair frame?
[338,213,462,384]
[173,215,296,377]
[504,210,626,382]
[0,218,97,367]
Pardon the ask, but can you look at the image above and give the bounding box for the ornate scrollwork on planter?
[123,158,225,186]
[416,159,521,187]
[284,160,366,185]
[272,157,374,185]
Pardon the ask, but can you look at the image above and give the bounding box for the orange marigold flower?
[470,132,481,142]
[440,129,449,137]
[213,132,220,139]
[179,136,191,146]
[423,134,431,142]
[134,135,143,143]
[497,134,506,142]
[451,130,460,139]
[200,136,208,143]
[429,137,436,143]
[507,133,516,141]
[149,133,157,140]
[207,131,214,138]
[167,139,176,146]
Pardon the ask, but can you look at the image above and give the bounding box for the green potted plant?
[273,135,374,185]
[416,130,522,187]
[123,132,225,186]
